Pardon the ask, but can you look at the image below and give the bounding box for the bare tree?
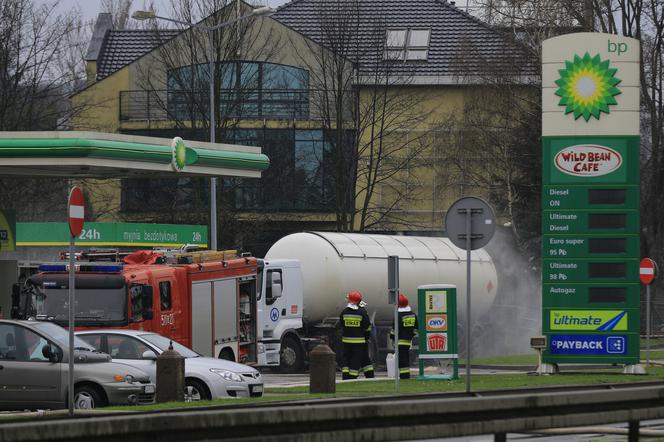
[288,0,431,232]
[0,0,89,130]
[0,0,94,221]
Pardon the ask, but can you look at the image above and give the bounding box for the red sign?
[426,333,448,352]
[67,186,85,237]
[640,258,657,285]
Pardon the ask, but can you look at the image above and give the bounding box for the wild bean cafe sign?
[541,33,641,366]
[554,145,622,176]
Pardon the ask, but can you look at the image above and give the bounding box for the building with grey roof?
[72,1,537,253]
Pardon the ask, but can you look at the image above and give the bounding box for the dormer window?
[385,28,431,61]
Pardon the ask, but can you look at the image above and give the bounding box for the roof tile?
[96,29,180,80]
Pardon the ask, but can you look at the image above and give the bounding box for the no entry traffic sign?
[67,186,85,237]
[640,258,657,285]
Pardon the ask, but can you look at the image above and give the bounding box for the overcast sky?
[44,0,291,23]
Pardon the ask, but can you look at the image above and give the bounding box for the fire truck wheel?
[279,336,303,372]
[184,379,211,402]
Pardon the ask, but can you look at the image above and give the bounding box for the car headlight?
[113,374,134,382]
[210,368,243,382]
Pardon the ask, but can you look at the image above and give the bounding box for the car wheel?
[185,378,211,402]
[279,335,304,372]
[74,384,105,409]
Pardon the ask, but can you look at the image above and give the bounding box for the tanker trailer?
[263,231,498,371]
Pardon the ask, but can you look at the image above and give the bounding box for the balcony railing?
[119,89,310,122]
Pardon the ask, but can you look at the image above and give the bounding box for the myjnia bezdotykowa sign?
[542,33,640,365]
[16,222,207,247]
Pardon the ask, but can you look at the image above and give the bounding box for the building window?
[120,127,351,213]
[167,61,309,120]
[385,28,431,61]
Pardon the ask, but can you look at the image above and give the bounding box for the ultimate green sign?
[16,222,207,247]
[542,33,641,366]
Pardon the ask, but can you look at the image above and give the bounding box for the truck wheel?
[280,336,303,372]
[74,384,106,409]
[185,378,211,402]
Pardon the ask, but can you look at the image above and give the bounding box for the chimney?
[84,13,113,84]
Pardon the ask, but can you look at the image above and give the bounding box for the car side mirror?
[142,350,157,360]
[42,344,62,363]
[142,285,154,320]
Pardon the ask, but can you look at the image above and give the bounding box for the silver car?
[77,330,263,400]
[0,320,155,410]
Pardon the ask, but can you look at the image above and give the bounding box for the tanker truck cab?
[257,259,304,370]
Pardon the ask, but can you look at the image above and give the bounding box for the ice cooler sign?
[418,284,459,380]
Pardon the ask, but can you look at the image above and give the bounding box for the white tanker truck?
[259,231,498,371]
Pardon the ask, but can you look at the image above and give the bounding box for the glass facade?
[167,61,310,120]
[120,128,354,213]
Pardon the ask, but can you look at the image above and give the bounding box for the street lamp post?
[133,6,273,250]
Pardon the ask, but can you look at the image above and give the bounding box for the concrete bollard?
[309,344,336,393]
[156,343,185,403]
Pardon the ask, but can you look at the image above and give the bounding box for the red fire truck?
[12,249,267,364]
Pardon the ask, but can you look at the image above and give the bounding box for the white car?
[76,330,263,400]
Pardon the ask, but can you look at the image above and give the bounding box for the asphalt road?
[261,367,529,388]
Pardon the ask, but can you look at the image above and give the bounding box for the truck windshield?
[32,286,127,326]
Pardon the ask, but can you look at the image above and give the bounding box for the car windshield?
[31,321,96,351]
[33,286,127,326]
[139,334,200,358]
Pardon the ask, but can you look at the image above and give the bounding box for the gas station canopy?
[0,131,269,178]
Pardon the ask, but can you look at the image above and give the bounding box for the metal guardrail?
[2,383,664,441]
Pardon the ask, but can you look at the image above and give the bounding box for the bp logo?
[171,137,187,171]
[555,52,622,121]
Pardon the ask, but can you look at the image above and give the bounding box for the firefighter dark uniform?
[390,293,418,379]
[358,303,375,378]
[340,291,371,380]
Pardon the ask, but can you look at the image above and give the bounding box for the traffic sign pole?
[67,186,85,416]
[388,256,400,392]
[465,208,471,394]
[640,258,658,368]
[444,197,495,394]
[68,232,75,415]
[647,284,651,367]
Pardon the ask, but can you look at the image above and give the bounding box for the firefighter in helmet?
[390,293,418,379]
[339,290,372,380]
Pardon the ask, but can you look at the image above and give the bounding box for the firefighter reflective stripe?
[348,369,359,376]
[342,337,366,344]
[399,368,410,374]
[341,366,349,374]
[343,314,363,327]
[398,339,412,346]
[362,365,374,372]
